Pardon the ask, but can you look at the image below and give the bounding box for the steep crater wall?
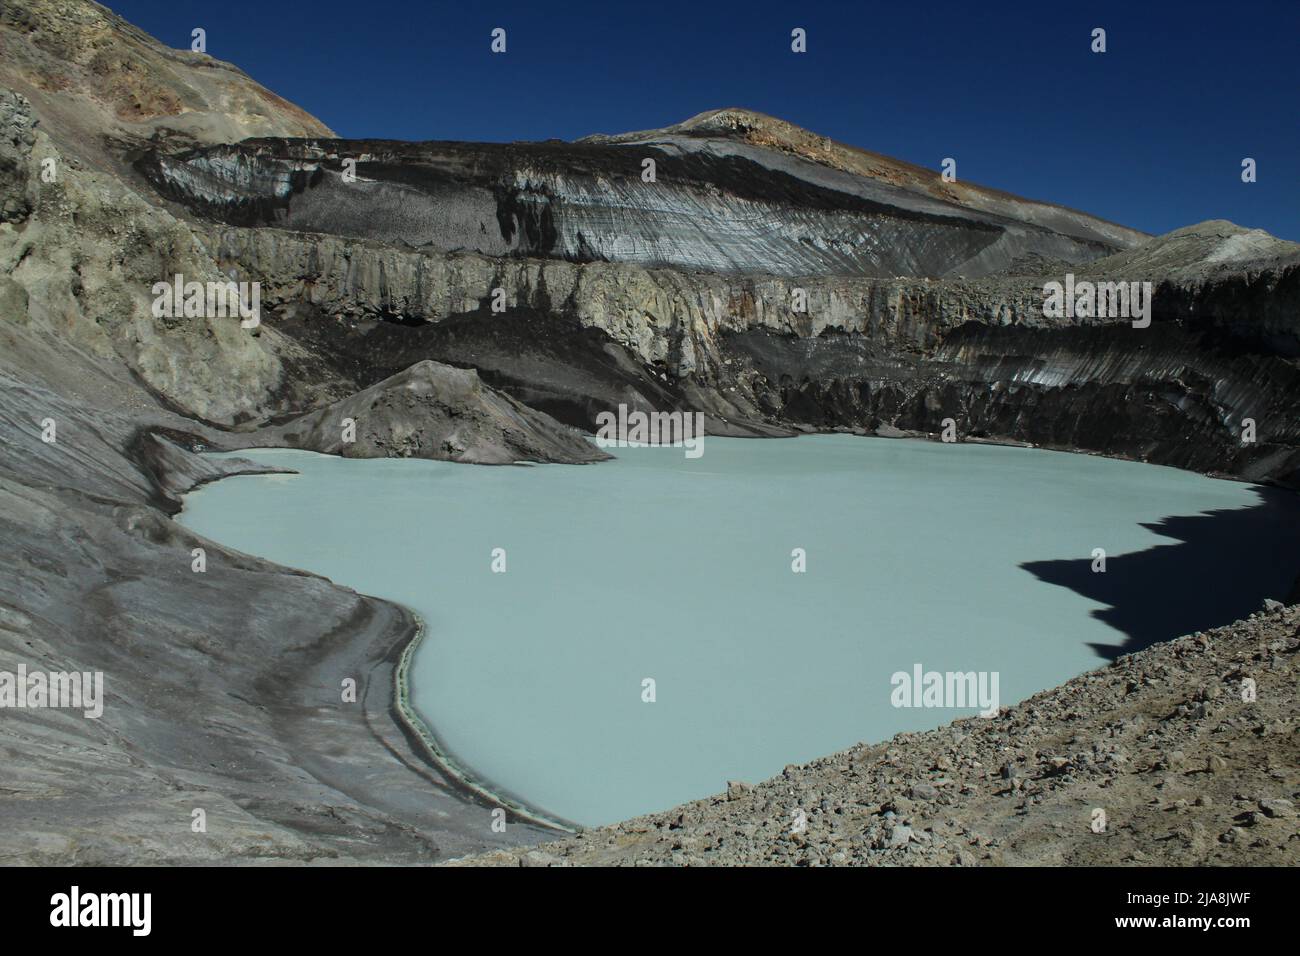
[200,225,1300,488]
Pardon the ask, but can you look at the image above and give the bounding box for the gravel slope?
[459,604,1300,866]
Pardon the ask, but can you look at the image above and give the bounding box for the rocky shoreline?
[0,414,558,864]
[388,608,580,833]
[458,603,1300,866]
[165,425,1300,867]
[171,426,1300,867]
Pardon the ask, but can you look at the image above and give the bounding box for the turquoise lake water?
[178,436,1299,826]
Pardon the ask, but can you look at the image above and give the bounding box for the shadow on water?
[1022,486,1300,660]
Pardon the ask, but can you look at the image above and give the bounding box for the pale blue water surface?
[178,436,1298,825]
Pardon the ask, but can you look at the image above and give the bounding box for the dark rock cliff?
[186,217,1300,487]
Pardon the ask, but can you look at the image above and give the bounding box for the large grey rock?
[255,359,610,465]
[0,89,36,222]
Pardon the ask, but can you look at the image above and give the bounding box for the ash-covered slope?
[137,117,1142,279]
[0,0,334,179]
[0,0,592,859]
[0,376,557,863]
[583,107,1148,250]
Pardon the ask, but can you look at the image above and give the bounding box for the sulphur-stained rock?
[257,359,611,465]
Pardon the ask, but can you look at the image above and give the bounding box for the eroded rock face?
[0,0,346,426]
[732,323,1300,486]
[0,112,284,424]
[0,90,37,221]
[198,220,1300,487]
[123,114,1297,486]
[142,135,1136,279]
[0,80,350,428]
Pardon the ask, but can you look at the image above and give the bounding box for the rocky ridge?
[581,106,1148,251]
[0,0,333,178]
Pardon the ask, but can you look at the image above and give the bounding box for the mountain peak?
[581,108,1148,248]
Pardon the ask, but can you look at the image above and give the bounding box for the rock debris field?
[462,604,1300,866]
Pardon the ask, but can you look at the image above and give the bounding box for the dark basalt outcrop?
[730,322,1300,485]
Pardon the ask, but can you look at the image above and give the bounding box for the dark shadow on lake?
[1022,486,1300,660]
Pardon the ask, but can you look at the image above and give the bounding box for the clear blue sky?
[104,0,1299,240]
